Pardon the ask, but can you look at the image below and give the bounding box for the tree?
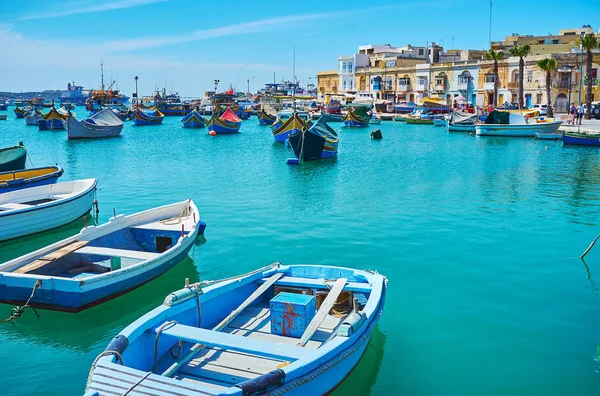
[509,45,531,109]
[484,50,504,107]
[579,34,599,119]
[536,58,557,117]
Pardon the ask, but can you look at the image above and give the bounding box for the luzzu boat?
[39,106,67,130]
[562,132,600,146]
[272,111,311,143]
[0,165,64,193]
[85,263,387,395]
[289,117,339,160]
[0,200,206,312]
[342,106,370,127]
[181,109,207,128]
[66,108,124,139]
[404,115,433,125]
[132,107,165,125]
[25,109,43,125]
[257,108,277,125]
[475,110,563,137]
[14,106,31,119]
[207,107,242,134]
[0,143,27,172]
[271,110,311,134]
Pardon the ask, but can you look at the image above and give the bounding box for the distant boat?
[39,106,67,130]
[0,114,6,121]
[404,116,433,125]
[289,117,339,160]
[562,132,600,146]
[85,263,387,395]
[0,165,64,193]
[369,115,382,125]
[181,109,207,128]
[343,106,370,127]
[394,101,416,113]
[476,111,563,137]
[0,178,97,241]
[0,102,6,111]
[321,113,343,122]
[446,112,477,132]
[14,106,31,119]
[207,107,242,134]
[25,109,43,125]
[257,108,276,125]
[272,111,311,143]
[0,199,206,312]
[131,107,164,125]
[66,108,124,139]
[0,143,27,172]
[432,115,446,126]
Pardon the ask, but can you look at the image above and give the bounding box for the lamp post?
[246,76,254,94]
[564,65,575,111]
[578,35,584,106]
[134,76,138,108]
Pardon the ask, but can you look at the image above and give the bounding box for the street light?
[134,75,139,107]
[246,77,254,94]
[562,65,576,111]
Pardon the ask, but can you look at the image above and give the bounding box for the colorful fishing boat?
[272,111,311,143]
[289,117,339,160]
[257,108,277,125]
[131,107,165,126]
[39,106,67,130]
[207,107,242,134]
[0,165,64,193]
[404,116,433,125]
[0,179,97,242]
[475,111,563,137]
[66,108,124,139]
[432,115,446,126]
[343,106,370,127]
[181,109,207,128]
[14,106,30,119]
[0,143,27,172]
[0,200,206,312]
[447,112,478,132]
[271,110,311,132]
[562,132,600,146]
[25,109,43,125]
[85,263,387,395]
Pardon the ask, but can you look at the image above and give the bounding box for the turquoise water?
[1,112,599,395]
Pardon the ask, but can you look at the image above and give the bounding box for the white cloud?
[17,0,170,21]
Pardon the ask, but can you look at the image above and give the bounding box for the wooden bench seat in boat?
[259,276,372,293]
[50,193,75,200]
[14,241,89,274]
[158,324,312,361]
[131,220,192,232]
[0,202,34,211]
[76,246,161,260]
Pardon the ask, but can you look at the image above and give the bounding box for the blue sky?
[0,0,597,97]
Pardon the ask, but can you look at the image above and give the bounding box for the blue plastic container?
[270,292,316,338]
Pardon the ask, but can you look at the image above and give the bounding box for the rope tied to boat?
[1,280,42,324]
[154,320,178,373]
[159,199,192,225]
[85,350,124,391]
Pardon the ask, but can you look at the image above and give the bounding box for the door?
[525,94,532,108]
[555,94,568,113]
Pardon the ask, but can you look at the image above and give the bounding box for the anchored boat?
[85,263,386,395]
[0,200,206,312]
[38,106,67,130]
[181,109,207,128]
[343,106,370,127]
[0,143,27,172]
[132,108,165,125]
[562,132,600,146]
[66,108,124,139]
[207,107,242,134]
[0,165,64,193]
[446,112,478,132]
[272,111,311,143]
[289,117,339,161]
[257,108,277,125]
[25,109,43,125]
[475,111,563,137]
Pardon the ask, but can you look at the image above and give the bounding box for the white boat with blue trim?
[0,199,206,312]
[85,263,387,396]
[0,179,97,241]
[475,110,563,137]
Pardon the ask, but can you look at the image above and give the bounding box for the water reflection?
[581,258,599,296]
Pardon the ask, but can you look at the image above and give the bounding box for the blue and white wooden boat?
[272,111,311,143]
[207,107,242,134]
[85,263,387,395]
[25,109,43,125]
[38,106,67,130]
[289,117,339,161]
[562,132,600,146]
[0,200,206,312]
[0,179,97,241]
[342,107,370,127]
[14,106,30,119]
[0,165,64,193]
[132,108,165,125]
[257,108,277,125]
[0,143,27,172]
[446,112,477,132]
[181,109,207,128]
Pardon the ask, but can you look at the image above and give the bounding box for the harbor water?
[1,114,599,395]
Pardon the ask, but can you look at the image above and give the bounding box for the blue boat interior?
[88,267,374,395]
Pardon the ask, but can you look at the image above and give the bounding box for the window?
[485,74,495,83]
[343,80,346,90]
[435,76,445,85]
[536,93,543,104]
[458,76,470,84]
[386,60,395,68]
[419,49,424,55]
[348,63,353,72]
[399,78,410,86]
[417,76,427,85]
[350,80,353,90]
[527,71,533,83]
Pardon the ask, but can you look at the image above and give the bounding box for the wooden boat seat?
[50,193,74,200]
[76,246,160,260]
[131,220,192,232]
[14,241,89,274]
[260,276,372,293]
[0,202,34,211]
[158,324,311,361]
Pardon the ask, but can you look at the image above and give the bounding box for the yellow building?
[317,70,339,100]
[491,27,595,55]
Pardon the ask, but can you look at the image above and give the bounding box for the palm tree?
[536,58,557,117]
[484,50,504,107]
[579,34,599,119]
[509,45,531,109]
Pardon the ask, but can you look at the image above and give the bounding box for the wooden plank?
[77,246,160,260]
[14,241,88,274]
[162,272,283,377]
[259,276,371,293]
[298,278,347,347]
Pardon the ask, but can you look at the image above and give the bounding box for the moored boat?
[25,109,43,125]
[14,106,31,119]
[131,107,164,125]
[446,111,478,132]
[0,143,27,172]
[39,106,67,130]
[404,116,433,125]
[562,132,600,146]
[475,111,563,137]
[257,108,277,125]
[0,200,206,312]
[85,263,386,395]
[181,109,207,128]
[207,107,242,134]
[535,131,562,140]
[0,114,6,121]
[66,108,124,139]
[343,106,370,127]
[369,115,382,125]
[0,179,97,241]
[272,111,311,143]
[289,116,339,160]
[0,165,64,193]
[432,115,446,126]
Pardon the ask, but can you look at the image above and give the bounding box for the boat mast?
[293,45,296,113]
[101,61,104,91]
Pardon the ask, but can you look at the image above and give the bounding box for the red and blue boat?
[207,107,241,134]
[132,107,164,125]
[181,109,207,128]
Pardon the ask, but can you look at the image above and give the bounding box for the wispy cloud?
[17,0,170,21]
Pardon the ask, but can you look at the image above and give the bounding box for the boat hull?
[66,117,123,139]
[0,146,27,172]
[0,166,64,193]
[39,118,65,130]
[447,122,476,132]
[404,117,433,125]
[207,116,241,134]
[181,112,207,128]
[132,109,164,125]
[476,120,562,137]
[562,133,600,146]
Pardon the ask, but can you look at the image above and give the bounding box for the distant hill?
[0,90,64,100]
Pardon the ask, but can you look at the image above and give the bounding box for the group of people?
[568,103,586,125]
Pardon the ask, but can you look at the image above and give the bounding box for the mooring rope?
[154,320,178,372]
[1,280,42,324]
[160,199,191,225]
[85,350,124,391]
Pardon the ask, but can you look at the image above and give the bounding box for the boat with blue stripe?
[85,263,387,395]
[289,117,339,161]
[342,106,370,127]
[132,108,165,125]
[0,199,206,312]
[207,107,241,134]
[272,111,311,143]
[257,108,277,125]
[562,132,600,146]
[38,106,67,130]
[181,109,207,128]
[0,165,63,193]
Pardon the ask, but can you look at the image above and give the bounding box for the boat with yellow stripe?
[0,165,64,193]
[272,111,312,143]
[132,107,165,125]
[207,107,242,134]
[342,106,370,127]
[181,109,207,128]
[257,108,277,125]
[39,106,68,130]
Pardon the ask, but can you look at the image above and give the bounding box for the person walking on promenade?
[577,103,584,125]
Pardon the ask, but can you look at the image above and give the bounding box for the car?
[591,103,600,119]
[528,104,548,115]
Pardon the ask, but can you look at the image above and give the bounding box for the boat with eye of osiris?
[182,109,207,128]
[207,107,241,134]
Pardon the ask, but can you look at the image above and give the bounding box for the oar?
[162,272,283,377]
[297,278,347,348]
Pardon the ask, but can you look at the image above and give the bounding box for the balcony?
[554,81,571,89]
[434,84,446,92]
[508,82,519,88]
[398,84,411,91]
[483,82,495,90]
[414,84,426,91]
[457,82,469,90]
